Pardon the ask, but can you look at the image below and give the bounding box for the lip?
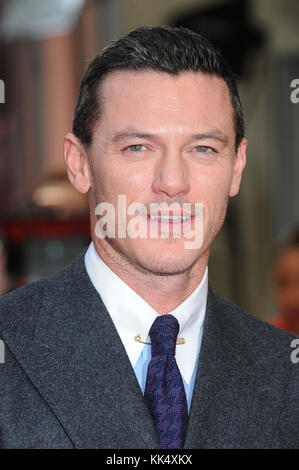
[147,210,193,218]
[147,214,193,224]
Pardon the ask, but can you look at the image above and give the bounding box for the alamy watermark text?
[0,339,4,363]
[290,78,299,104]
[0,79,5,103]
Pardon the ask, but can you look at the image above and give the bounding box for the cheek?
[191,171,231,236]
[192,167,232,205]
[91,161,125,200]
[111,165,154,201]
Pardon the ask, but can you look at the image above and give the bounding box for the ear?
[229,138,247,197]
[64,133,91,194]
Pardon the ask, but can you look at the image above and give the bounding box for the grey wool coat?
[0,250,298,449]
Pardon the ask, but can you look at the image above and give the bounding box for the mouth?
[148,214,191,223]
[147,208,193,223]
[146,212,194,239]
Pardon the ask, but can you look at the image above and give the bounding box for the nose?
[151,151,190,199]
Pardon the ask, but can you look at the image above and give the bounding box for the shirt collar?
[84,242,208,384]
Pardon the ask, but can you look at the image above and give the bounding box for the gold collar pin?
[134,334,185,345]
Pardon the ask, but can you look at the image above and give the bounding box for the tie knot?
[149,314,179,356]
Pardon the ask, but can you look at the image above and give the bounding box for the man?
[0,26,298,449]
[269,227,299,335]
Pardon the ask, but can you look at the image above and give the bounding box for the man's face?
[82,70,246,275]
[273,247,299,320]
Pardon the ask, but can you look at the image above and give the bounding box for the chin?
[106,236,207,276]
[133,249,201,276]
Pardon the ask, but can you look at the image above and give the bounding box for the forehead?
[96,70,235,138]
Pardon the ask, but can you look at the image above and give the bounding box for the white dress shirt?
[84,242,208,390]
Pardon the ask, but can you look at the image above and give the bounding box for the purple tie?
[144,314,188,449]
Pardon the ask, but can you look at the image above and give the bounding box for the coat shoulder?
[0,278,47,338]
[209,288,299,360]
[0,249,87,337]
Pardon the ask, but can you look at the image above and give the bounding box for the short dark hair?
[73,26,245,151]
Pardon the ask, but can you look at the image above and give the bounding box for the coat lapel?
[184,287,281,449]
[3,252,160,449]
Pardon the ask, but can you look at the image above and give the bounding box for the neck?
[92,237,209,314]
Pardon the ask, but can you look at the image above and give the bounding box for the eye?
[124,144,147,153]
[194,145,214,153]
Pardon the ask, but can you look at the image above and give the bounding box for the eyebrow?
[189,131,229,146]
[111,130,154,143]
[110,128,229,146]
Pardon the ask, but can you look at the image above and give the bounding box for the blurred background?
[0,0,298,329]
